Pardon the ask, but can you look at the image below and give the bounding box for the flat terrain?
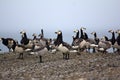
[0,51,120,80]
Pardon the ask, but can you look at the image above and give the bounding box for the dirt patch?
[0,52,120,80]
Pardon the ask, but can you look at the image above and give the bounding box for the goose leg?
[65,53,67,60]
[19,53,23,59]
[93,48,96,53]
[88,48,90,53]
[113,47,115,53]
[67,53,69,60]
[39,55,43,63]
[63,53,65,59]
[63,53,67,60]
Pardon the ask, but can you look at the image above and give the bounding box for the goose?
[73,29,79,39]
[91,32,100,45]
[38,29,49,47]
[32,33,43,46]
[72,27,86,46]
[32,29,52,52]
[72,29,80,46]
[11,40,32,59]
[71,27,87,52]
[91,32,100,52]
[54,30,72,60]
[82,32,96,53]
[112,30,120,53]
[80,27,86,39]
[108,30,116,52]
[32,33,40,41]
[30,40,50,63]
[0,37,16,52]
[98,36,112,53]
[12,38,50,61]
[20,30,34,49]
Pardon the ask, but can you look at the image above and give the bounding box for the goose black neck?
[104,36,109,41]
[94,33,97,38]
[117,34,120,45]
[23,33,27,39]
[111,32,116,44]
[33,36,37,40]
[80,29,84,38]
[84,33,88,40]
[54,33,63,46]
[11,41,17,51]
[41,29,44,37]
[75,31,79,39]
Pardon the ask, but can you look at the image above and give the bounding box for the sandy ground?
[0,51,120,80]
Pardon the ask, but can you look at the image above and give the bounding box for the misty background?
[0,0,120,52]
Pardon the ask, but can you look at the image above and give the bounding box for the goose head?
[20,30,26,37]
[20,30,26,34]
[116,29,120,34]
[73,29,79,33]
[32,33,37,37]
[108,30,114,33]
[55,30,62,35]
[91,32,96,35]
[80,27,86,30]
[0,38,2,41]
[101,36,109,41]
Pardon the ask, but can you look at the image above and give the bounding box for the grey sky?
[0,0,120,38]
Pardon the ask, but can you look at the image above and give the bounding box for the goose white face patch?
[81,27,86,30]
[91,32,96,35]
[55,30,62,35]
[74,29,78,33]
[32,33,37,36]
[108,30,114,33]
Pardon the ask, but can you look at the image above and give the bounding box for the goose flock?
[0,28,120,62]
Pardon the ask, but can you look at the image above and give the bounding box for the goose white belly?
[15,46,24,53]
[113,42,120,49]
[57,44,69,53]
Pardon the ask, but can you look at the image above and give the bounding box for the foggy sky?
[0,0,120,38]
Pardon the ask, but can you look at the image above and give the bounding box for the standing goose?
[72,27,86,51]
[80,27,86,39]
[0,38,16,52]
[72,29,80,46]
[91,32,100,45]
[11,40,32,59]
[91,32,100,52]
[20,31,34,49]
[72,27,86,46]
[54,30,72,60]
[30,40,50,63]
[32,33,41,45]
[38,29,48,47]
[98,36,112,53]
[112,30,120,53]
[73,29,79,39]
[82,32,96,53]
[108,30,116,52]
